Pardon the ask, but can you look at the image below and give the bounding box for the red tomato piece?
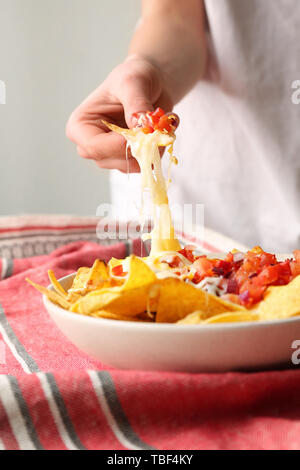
[239,281,266,307]
[294,250,300,263]
[156,114,172,133]
[150,107,165,125]
[290,260,300,279]
[166,255,182,268]
[178,247,195,262]
[112,265,126,276]
[192,257,215,278]
[259,252,277,268]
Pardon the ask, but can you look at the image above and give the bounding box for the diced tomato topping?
[165,255,182,268]
[213,260,232,276]
[178,246,196,262]
[150,107,165,124]
[156,114,172,133]
[239,281,266,307]
[192,257,215,280]
[290,260,300,278]
[133,108,179,134]
[192,271,203,285]
[259,252,277,268]
[293,250,300,264]
[184,246,300,308]
[224,252,234,264]
[112,265,127,277]
[226,278,239,294]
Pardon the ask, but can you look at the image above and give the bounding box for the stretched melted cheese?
[127,130,181,256]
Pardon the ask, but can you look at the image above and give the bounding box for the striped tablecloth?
[0,215,300,450]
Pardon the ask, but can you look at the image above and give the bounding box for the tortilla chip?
[68,260,109,295]
[122,255,157,290]
[108,257,122,269]
[177,311,204,324]
[102,120,135,138]
[156,278,245,323]
[85,259,109,290]
[69,267,90,293]
[102,119,174,146]
[48,270,68,298]
[67,292,82,304]
[90,310,154,322]
[254,275,300,320]
[204,312,259,324]
[70,256,158,316]
[26,278,70,310]
[70,283,159,316]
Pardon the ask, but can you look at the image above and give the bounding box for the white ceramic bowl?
[43,272,300,372]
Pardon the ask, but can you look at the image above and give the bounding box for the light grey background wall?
[0,0,140,216]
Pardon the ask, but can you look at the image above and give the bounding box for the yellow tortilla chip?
[70,283,159,316]
[67,292,82,304]
[156,278,245,323]
[69,260,109,294]
[70,256,158,316]
[85,259,109,290]
[108,257,122,269]
[48,270,68,298]
[90,310,154,322]
[204,312,259,324]
[254,275,300,320]
[26,278,70,310]
[102,119,136,138]
[121,255,157,290]
[69,267,90,293]
[177,311,204,324]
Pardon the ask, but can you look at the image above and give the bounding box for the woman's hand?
[66,56,173,173]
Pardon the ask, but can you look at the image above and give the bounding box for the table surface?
[0,215,299,451]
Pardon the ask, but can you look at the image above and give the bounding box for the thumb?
[119,75,154,128]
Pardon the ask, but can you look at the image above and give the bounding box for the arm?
[130,0,207,104]
[66,0,207,172]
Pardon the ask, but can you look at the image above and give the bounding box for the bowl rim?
[43,272,300,331]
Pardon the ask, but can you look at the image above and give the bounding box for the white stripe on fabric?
[88,370,144,451]
[0,323,31,374]
[0,437,5,450]
[37,373,78,451]
[0,376,35,450]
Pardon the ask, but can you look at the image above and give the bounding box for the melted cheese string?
[127,130,181,256]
